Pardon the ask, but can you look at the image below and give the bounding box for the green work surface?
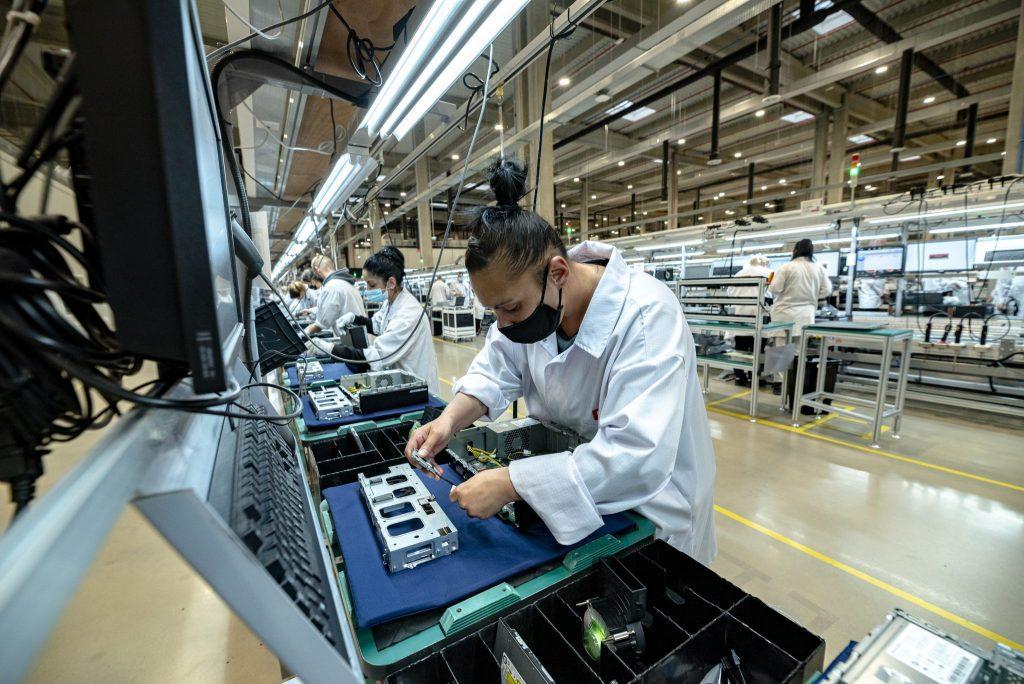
[804,324,912,338]
[689,319,794,332]
[294,409,427,444]
[343,512,656,671]
[696,352,755,370]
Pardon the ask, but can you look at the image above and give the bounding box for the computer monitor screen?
[905,240,975,272]
[68,0,242,392]
[856,247,905,276]
[712,265,742,276]
[975,235,1024,265]
[685,264,712,279]
[817,251,841,277]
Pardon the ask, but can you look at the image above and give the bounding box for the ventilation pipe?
[763,3,783,104]
[708,71,722,165]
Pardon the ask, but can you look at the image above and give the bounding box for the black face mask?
[498,264,563,344]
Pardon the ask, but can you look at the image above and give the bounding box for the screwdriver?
[412,449,461,487]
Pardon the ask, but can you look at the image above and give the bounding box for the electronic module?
[358,464,458,573]
[443,418,583,529]
[308,385,354,420]
[338,370,428,413]
[298,359,324,381]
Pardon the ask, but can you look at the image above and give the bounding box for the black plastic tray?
[307,420,419,494]
[384,538,825,683]
[254,301,305,371]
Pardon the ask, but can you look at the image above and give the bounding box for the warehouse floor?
[7,335,1023,682]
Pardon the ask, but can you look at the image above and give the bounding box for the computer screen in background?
[855,247,905,276]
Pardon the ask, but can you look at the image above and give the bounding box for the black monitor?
[712,265,743,276]
[855,246,905,277]
[67,0,242,392]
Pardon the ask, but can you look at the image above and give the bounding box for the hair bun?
[487,157,527,208]
[379,245,405,268]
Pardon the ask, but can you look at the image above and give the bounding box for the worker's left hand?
[449,467,520,519]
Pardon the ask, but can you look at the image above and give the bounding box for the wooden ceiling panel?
[282,96,357,208]
[315,0,418,82]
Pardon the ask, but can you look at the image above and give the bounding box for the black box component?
[494,619,556,684]
[786,356,840,415]
[383,540,825,683]
[254,301,306,371]
[307,421,420,498]
[339,371,429,414]
[221,402,344,650]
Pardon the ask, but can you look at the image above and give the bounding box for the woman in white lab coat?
[768,239,832,337]
[405,158,717,564]
[728,255,773,385]
[335,246,440,396]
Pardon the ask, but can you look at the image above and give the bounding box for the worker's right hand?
[338,311,356,326]
[405,416,455,478]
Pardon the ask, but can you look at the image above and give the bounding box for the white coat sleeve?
[817,266,833,299]
[315,286,341,331]
[371,306,386,336]
[451,325,523,421]
[363,304,420,369]
[508,300,685,545]
[767,265,787,299]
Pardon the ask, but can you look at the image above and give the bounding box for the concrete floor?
[5,334,1022,681]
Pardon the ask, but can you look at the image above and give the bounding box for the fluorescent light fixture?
[781,110,813,123]
[388,0,531,140]
[733,152,742,158]
[294,216,317,242]
[986,137,998,144]
[755,225,829,239]
[811,8,853,34]
[874,65,888,74]
[361,0,465,136]
[310,153,375,215]
[813,232,899,245]
[955,140,966,146]
[848,134,873,144]
[922,96,935,104]
[718,243,784,254]
[634,239,704,251]
[755,109,765,117]
[869,201,1024,224]
[677,138,686,145]
[606,100,634,116]
[618,160,626,166]
[558,76,571,86]
[900,154,921,162]
[623,106,656,122]
[653,251,704,260]
[929,221,1024,235]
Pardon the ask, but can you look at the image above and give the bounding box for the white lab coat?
[315,272,365,334]
[857,278,886,309]
[726,264,771,341]
[453,241,717,564]
[992,274,1024,318]
[364,288,440,396]
[429,279,449,306]
[768,257,832,336]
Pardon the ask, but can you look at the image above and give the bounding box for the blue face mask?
[364,289,385,303]
[498,264,563,344]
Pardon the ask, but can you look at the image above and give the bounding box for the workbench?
[689,319,795,418]
[791,324,913,446]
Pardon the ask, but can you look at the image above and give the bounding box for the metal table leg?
[750,332,761,421]
[791,333,810,427]
[892,336,911,437]
[814,335,830,416]
[702,362,710,393]
[780,328,792,411]
[871,337,894,447]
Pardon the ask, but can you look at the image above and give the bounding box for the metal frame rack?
[791,325,914,447]
[678,277,793,419]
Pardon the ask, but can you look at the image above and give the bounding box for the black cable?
[328,4,404,86]
[206,0,335,62]
[242,166,286,202]
[531,14,579,212]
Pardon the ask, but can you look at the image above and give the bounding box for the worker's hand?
[338,311,356,326]
[449,467,520,519]
[405,416,455,477]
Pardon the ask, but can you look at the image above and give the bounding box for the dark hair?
[364,245,405,286]
[464,157,567,283]
[792,238,815,261]
[300,268,316,283]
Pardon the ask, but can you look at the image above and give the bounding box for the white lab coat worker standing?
[363,288,440,396]
[768,239,832,337]
[453,243,717,564]
[429,278,449,306]
[857,278,886,309]
[307,255,365,335]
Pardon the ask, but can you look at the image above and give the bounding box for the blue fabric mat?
[323,471,633,628]
[284,360,355,386]
[299,394,446,430]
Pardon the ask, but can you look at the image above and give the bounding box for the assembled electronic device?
[358,464,458,573]
[309,386,355,421]
[443,418,583,529]
[580,557,648,663]
[299,360,325,381]
[339,370,429,413]
[823,609,1023,684]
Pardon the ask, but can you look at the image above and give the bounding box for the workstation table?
[790,324,913,447]
[690,319,795,419]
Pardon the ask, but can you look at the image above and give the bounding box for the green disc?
[582,605,608,662]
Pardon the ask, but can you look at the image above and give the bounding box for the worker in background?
[306,254,365,336]
[287,280,313,314]
[405,158,717,564]
[447,277,465,302]
[992,271,1024,318]
[728,255,772,386]
[335,246,440,396]
[429,276,449,306]
[768,238,832,337]
[857,277,887,310]
[299,268,321,310]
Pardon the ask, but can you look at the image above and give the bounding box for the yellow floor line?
[707,389,751,407]
[707,404,1024,493]
[434,337,481,353]
[795,413,842,433]
[715,504,1024,651]
[860,425,892,439]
